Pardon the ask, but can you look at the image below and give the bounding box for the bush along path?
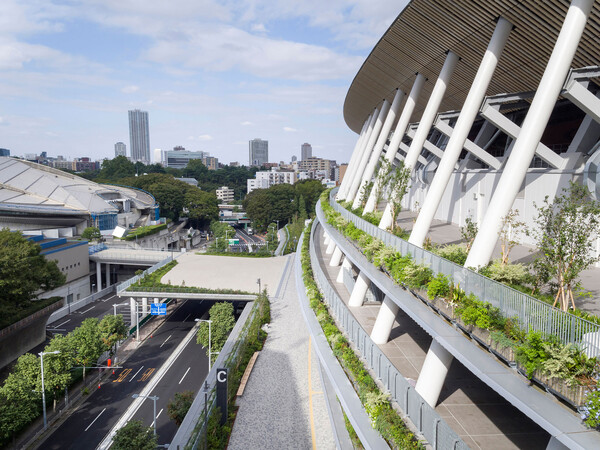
[319,190,600,430]
[300,220,423,449]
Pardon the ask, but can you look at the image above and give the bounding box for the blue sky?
[0,0,407,165]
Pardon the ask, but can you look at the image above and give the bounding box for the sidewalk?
[228,255,344,449]
[395,210,600,315]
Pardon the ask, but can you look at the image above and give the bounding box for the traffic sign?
[150,303,167,315]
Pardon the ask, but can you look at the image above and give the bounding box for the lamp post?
[195,319,214,372]
[257,278,261,295]
[39,350,60,429]
[132,394,159,436]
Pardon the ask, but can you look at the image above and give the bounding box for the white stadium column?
[370,296,400,344]
[337,257,352,283]
[415,339,453,407]
[409,18,513,247]
[130,297,137,328]
[105,263,111,287]
[326,239,336,254]
[323,231,330,246]
[337,116,371,198]
[352,89,406,210]
[465,0,594,269]
[330,246,343,267]
[348,271,371,307]
[346,100,391,203]
[379,52,459,231]
[365,74,426,214]
[142,297,148,314]
[96,261,102,292]
[339,110,379,200]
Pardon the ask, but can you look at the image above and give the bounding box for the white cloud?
[283,126,297,132]
[198,134,213,141]
[241,121,253,126]
[251,23,268,34]
[121,85,139,94]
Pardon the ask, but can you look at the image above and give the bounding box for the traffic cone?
[98,383,101,389]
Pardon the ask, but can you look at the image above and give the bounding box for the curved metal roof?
[344,0,600,133]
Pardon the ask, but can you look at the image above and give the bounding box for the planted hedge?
[321,190,600,427]
[300,220,422,449]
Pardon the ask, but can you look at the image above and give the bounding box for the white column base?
[330,247,343,267]
[349,271,370,307]
[337,258,351,283]
[371,296,400,344]
[378,203,393,230]
[326,239,336,254]
[323,232,330,246]
[415,340,453,407]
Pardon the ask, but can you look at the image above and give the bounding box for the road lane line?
[79,306,96,314]
[97,322,201,449]
[50,319,71,328]
[85,408,106,431]
[183,313,191,322]
[179,367,191,385]
[151,409,164,427]
[160,334,172,348]
[129,366,144,382]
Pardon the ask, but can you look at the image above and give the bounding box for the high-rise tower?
[249,138,268,166]
[114,142,126,158]
[128,110,150,164]
[301,143,312,161]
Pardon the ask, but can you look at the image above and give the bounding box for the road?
[38,299,209,450]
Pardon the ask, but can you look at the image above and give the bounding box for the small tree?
[378,160,410,232]
[196,302,235,363]
[167,391,195,426]
[71,318,104,380]
[460,217,478,252]
[81,227,102,242]
[532,182,600,311]
[358,181,374,209]
[498,209,527,265]
[99,314,127,356]
[112,420,157,450]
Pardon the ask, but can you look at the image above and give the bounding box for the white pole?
[364,74,425,214]
[409,18,513,247]
[352,89,406,210]
[465,0,594,269]
[346,100,391,203]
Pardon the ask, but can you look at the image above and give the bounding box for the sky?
[0,0,409,166]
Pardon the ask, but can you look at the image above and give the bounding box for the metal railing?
[116,255,174,294]
[88,243,108,254]
[327,189,600,349]
[309,220,468,450]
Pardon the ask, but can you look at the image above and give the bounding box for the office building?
[0,148,10,157]
[128,109,150,164]
[301,143,312,161]
[216,186,235,204]
[114,142,126,158]
[249,138,268,166]
[164,148,208,169]
[247,168,296,193]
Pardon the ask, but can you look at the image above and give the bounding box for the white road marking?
[129,366,144,382]
[85,408,106,431]
[49,319,71,328]
[160,334,172,348]
[183,313,191,322]
[151,409,164,427]
[179,367,191,385]
[79,306,96,314]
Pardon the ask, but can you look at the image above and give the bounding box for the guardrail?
[327,189,600,349]
[116,256,174,294]
[48,284,116,323]
[309,220,468,450]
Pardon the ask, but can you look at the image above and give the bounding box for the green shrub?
[427,273,451,300]
[363,211,383,226]
[480,260,529,285]
[515,330,555,378]
[434,244,468,265]
[402,263,432,289]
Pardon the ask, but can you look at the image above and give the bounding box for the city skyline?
[0,1,408,164]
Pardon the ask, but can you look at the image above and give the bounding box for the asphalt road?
[38,299,209,450]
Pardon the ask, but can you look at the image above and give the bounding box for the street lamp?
[195,319,216,372]
[257,278,261,295]
[132,394,159,436]
[39,350,60,429]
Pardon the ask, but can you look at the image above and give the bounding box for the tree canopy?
[0,229,65,306]
[113,420,157,450]
[196,302,236,364]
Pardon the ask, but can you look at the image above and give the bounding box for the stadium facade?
[313,0,600,448]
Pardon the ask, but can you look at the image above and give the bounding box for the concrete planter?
[489,340,516,364]
[533,370,590,408]
[431,297,456,320]
[470,326,492,347]
[455,316,474,334]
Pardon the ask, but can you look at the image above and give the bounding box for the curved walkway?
[228,255,344,449]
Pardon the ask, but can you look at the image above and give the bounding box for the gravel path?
[228,255,336,449]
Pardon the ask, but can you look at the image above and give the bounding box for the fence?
[309,220,468,450]
[116,255,174,294]
[48,284,116,324]
[327,190,600,349]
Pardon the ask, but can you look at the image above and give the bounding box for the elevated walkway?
[89,248,170,265]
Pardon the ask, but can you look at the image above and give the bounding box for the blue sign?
[151,303,167,316]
